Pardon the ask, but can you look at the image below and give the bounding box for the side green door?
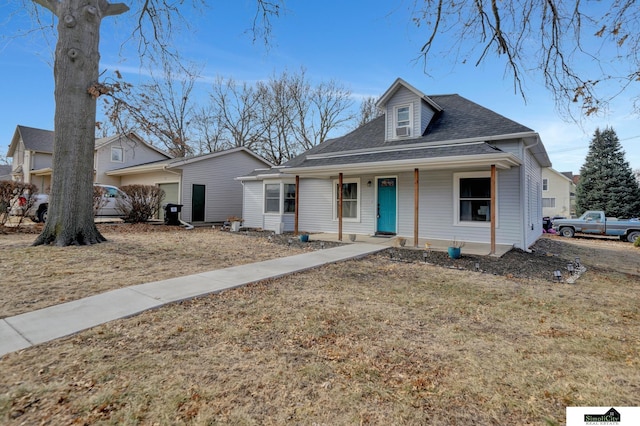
[192,184,205,222]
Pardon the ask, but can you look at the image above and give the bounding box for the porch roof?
[283,141,521,177]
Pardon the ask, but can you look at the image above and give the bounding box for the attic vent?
[395,126,410,137]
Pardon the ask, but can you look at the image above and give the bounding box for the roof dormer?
[376,78,442,141]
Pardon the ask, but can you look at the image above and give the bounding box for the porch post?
[490,164,497,255]
[338,172,343,241]
[414,168,419,247]
[294,175,299,236]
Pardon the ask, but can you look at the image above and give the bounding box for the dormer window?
[394,104,412,138]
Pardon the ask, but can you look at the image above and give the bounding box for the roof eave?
[283,153,522,178]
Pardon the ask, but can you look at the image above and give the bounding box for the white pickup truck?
[552,210,640,243]
[21,184,126,223]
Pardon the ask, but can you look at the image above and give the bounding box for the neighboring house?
[107,147,273,223]
[6,125,171,193]
[542,168,576,218]
[239,78,552,251]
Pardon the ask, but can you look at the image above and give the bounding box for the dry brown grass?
[0,224,311,318]
[1,226,639,425]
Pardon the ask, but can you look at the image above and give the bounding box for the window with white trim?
[394,104,412,138]
[264,182,296,214]
[542,198,556,208]
[333,178,360,221]
[264,184,280,213]
[111,146,124,163]
[284,184,296,213]
[396,106,410,126]
[542,178,548,191]
[454,172,492,224]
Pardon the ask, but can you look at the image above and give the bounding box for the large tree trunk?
[33,0,128,246]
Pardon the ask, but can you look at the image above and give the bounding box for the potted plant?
[447,238,465,259]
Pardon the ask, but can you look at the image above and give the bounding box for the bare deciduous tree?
[25,0,282,246]
[413,0,640,117]
[255,69,353,165]
[102,60,201,157]
[356,96,383,127]
[191,105,228,154]
[209,76,267,150]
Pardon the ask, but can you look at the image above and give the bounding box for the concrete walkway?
[0,243,387,358]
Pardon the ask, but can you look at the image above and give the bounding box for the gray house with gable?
[239,78,551,252]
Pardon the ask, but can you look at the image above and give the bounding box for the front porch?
[307,233,513,257]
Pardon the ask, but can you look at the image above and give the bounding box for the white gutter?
[521,135,542,249]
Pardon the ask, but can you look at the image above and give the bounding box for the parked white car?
[23,184,127,223]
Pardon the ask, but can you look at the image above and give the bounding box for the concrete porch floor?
[307,233,513,257]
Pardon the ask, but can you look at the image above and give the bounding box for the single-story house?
[107,147,273,223]
[239,78,552,252]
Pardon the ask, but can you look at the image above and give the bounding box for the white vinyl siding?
[420,103,435,135]
[177,150,270,222]
[242,181,264,229]
[95,136,169,184]
[385,86,419,140]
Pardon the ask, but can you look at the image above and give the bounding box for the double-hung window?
[264,184,280,213]
[333,179,360,221]
[264,182,296,214]
[396,106,410,127]
[454,172,492,224]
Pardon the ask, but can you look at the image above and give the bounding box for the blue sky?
[1,1,639,173]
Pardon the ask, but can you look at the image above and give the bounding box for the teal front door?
[377,178,397,234]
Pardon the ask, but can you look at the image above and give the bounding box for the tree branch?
[32,0,60,16]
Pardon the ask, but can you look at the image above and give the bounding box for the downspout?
[521,136,541,252]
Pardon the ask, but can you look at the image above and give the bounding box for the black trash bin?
[164,203,183,226]
[542,216,551,231]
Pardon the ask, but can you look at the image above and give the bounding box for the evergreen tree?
[575,127,640,218]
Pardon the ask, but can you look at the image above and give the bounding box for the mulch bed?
[241,229,577,282]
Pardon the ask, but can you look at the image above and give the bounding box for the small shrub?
[635,237,640,248]
[0,180,38,227]
[93,185,108,216]
[116,184,165,223]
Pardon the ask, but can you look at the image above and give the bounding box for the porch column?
[491,164,497,255]
[414,168,419,247]
[338,173,343,241]
[294,175,300,235]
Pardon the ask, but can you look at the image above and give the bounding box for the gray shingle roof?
[16,125,55,153]
[293,142,505,169]
[283,94,534,169]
